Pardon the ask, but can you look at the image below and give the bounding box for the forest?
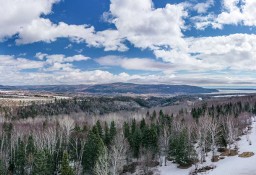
[0,95,256,175]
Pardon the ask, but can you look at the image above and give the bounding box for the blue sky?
[0,0,256,86]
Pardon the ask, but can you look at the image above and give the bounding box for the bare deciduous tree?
[109,132,129,175]
[94,146,109,175]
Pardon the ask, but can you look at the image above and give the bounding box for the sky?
[0,0,256,86]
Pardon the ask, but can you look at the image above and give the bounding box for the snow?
[158,163,191,175]
[158,117,256,175]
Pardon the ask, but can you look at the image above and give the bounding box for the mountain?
[84,83,218,94]
[0,83,218,94]
[0,85,16,90]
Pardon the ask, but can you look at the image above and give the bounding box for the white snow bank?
[159,117,256,175]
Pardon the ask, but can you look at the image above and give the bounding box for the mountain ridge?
[0,83,218,94]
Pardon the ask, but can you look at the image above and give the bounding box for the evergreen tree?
[104,122,110,146]
[32,150,48,175]
[82,130,105,174]
[15,138,25,175]
[0,159,5,175]
[159,110,164,118]
[140,118,146,130]
[123,122,130,139]
[131,119,136,134]
[26,135,36,174]
[169,129,194,166]
[141,125,149,148]
[109,121,117,142]
[148,126,158,153]
[152,110,157,119]
[218,124,228,148]
[26,135,36,154]
[142,125,158,153]
[132,127,141,158]
[45,151,55,175]
[8,159,15,174]
[96,120,103,139]
[253,102,256,115]
[96,120,103,137]
[146,111,150,118]
[61,151,74,175]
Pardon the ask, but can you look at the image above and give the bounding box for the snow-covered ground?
[159,117,256,175]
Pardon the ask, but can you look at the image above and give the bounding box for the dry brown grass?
[220,149,238,156]
[211,155,220,162]
[177,164,192,169]
[238,152,254,158]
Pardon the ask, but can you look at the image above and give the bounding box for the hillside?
[84,83,218,94]
[0,83,218,95]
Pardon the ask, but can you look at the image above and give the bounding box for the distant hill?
[0,83,218,94]
[84,83,218,94]
[0,85,16,90]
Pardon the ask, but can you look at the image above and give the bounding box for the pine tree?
[61,151,74,175]
[32,150,54,175]
[15,138,25,175]
[0,159,5,175]
[148,126,158,153]
[253,102,256,115]
[146,111,150,118]
[27,135,36,154]
[132,127,141,158]
[141,125,149,148]
[96,120,103,139]
[169,129,194,166]
[152,110,157,119]
[45,151,55,175]
[33,150,48,175]
[26,135,36,174]
[140,118,146,130]
[142,125,158,153]
[131,119,136,134]
[159,110,164,118]
[109,121,117,142]
[104,122,110,146]
[123,122,130,139]
[82,130,105,174]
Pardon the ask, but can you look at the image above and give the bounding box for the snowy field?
[159,117,256,175]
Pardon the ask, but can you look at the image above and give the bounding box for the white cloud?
[0,55,44,70]
[34,53,90,71]
[0,54,255,86]
[0,0,59,40]
[193,0,214,13]
[36,53,90,63]
[35,52,48,60]
[0,0,127,52]
[100,0,256,80]
[193,0,256,29]
[1,0,256,86]
[65,44,73,49]
[97,39,256,81]
[107,0,188,51]
[151,34,256,72]
[44,54,90,63]
[16,18,127,51]
[192,14,222,30]
[96,55,173,71]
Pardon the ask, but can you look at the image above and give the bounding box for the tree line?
[0,98,255,174]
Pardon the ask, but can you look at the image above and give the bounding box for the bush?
[122,162,138,174]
